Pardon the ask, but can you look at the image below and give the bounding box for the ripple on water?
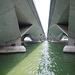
[37,41,75,75]
[0,41,75,75]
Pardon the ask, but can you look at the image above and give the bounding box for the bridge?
[48,0,75,52]
[0,0,45,53]
[0,0,75,53]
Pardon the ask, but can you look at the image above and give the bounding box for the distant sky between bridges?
[33,0,50,37]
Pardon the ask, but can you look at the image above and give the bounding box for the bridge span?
[0,0,45,53]
[48,0,75,52]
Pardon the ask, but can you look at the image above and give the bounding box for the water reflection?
[37,41,75,75]
[0,41,75,75]
[37,41,55,75]
[0,43,44,75]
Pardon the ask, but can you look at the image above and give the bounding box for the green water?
[0,41,75,75]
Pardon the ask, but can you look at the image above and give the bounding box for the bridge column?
[0,0,26,53]
[63,0,75,53]
[63,37,75,53]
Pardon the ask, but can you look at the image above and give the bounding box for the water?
[0,41,75,75]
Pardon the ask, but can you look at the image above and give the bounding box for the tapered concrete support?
[63,46,75,53]
[0,38,26,53]
[63,37,75,53]
[0,46,26,53]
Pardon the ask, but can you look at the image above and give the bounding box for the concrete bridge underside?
[48,0,75,52]
[1,0,75,53]
[0,0,45,53]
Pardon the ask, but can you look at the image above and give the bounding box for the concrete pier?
[0,38,26,53]
[0,46,26,53]
[63,46,75,53]
[63,37,75,53]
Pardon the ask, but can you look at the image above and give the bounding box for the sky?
[33,0,50,37]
